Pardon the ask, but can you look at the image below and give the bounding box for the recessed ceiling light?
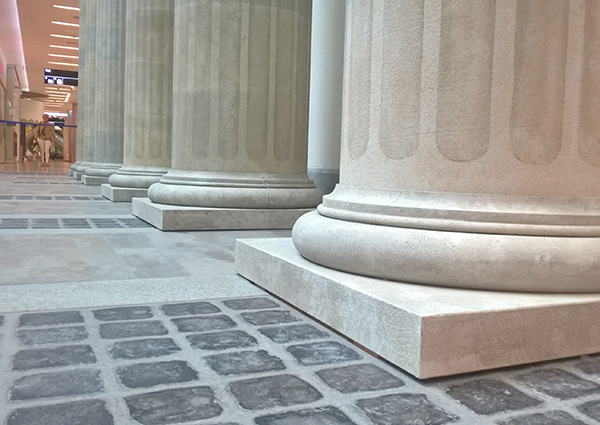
[47,61,79,67]
[53,5,80,11]
[49,45,79,51]
[50,34,79,40]
[49,53,79,59]
[52,21,79,27]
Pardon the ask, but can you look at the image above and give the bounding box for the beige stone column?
[292,0,600,293]
[81,0,126,186]
[133,0,322,230]
[101,0,174,202]
[71,0,97,180]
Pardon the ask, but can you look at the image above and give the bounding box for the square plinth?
[101,184,148,202]
[235,238,600,379]
[81,175,109,186]
[132,198,313,231]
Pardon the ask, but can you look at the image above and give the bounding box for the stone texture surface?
[2,297,600,425]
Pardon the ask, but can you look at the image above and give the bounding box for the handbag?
[50,142,56,153]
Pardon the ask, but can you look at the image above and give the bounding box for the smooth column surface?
[292,0,600,293]
[102,0,174,202]
[306,0,344,194]
[146,0,322,210]
[72,0,97,180]
[82,0,126,186]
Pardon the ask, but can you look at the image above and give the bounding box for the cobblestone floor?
[1,164,600,424]
[1,296,600,425]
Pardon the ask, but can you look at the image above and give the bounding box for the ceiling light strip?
[53,5,80,11]
[49,45,79,51]
[52,21,79,27]
[47,61,79,67]
[50,34,79,40]
[48,53,79,59]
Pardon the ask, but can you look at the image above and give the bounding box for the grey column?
[292,0,600,293]
[82,0,126,186]
[147,0,321,211]
[72,0,97,180]
[102,0,174,202]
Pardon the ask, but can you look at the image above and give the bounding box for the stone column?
[307,0,344,195]
[292,0,600,293]
[101,0,174,202]
[71,0,97,180]
[237,0,600,379]
[81,0,126,186]
[133,0,322,230]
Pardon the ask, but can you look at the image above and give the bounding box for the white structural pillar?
[71,0,97,180]
[237,0,600,378]
[133,0,322,230]
[306,0,344,194]
[294,0,600,293]
[81,0,126,186]
[101,0,174,202]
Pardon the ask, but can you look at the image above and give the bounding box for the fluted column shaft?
[84,0,126,181]
[72,0,97,178]
[107,0,174,191]
[293,0,600,293]
[148,0,322,209]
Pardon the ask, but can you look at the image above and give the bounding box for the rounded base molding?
[85,163,122,178]
[148,170,324,209]
[108,166,168,189]
[292,210,600,293]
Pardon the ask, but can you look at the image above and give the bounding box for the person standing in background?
[35,114,56,167]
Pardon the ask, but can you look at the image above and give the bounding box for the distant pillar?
[307,0,344,194]
[81,0,126,186]
[102,0,174,202]
[292,0,600,293]
[72,0,97,179]
[133,0,322,230]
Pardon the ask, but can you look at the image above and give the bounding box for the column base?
[236,238,600,379]
[101,184,148,202]
[132,197,313,231]
[81,175,110,186]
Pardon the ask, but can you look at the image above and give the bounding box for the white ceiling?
[0,0,79,113]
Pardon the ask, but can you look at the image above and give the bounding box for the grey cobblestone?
[258,323,329,343]
[172,315,237,333]
[254,406,356,425]
[223,297,280,310]
[316,363,404,393]
[10,369,103,400]
[109,337,181,359]
[18,311,83,327]
[13,344,96,370]
[93,306,153,321]
[161,301,221,316]
[17,326,88,346]
[116,360,198,388]
[241,310,301,326]
[99,320,168,339]
[578,400,600,422]
[498,410,589,425]
[7,399,114,425]
[287,341,362,366]
[205,349,286,375]
[356,393,459,425]
[516,369,600,400]
[187,330,258,351]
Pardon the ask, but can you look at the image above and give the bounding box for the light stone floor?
[1,160,600,425]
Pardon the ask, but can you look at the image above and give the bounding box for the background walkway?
[0,161,599,425]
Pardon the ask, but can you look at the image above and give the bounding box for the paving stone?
[255,406,355,425]
[287,341,361,366]
[575,358,600,376]
[93,306,153,321]
[223,297,279,310]
[259,324,329,343]
[116,360,198,389]
[228,374,322,410]
[13,344,97,370]
[99,320,168,339]
[17,326,88,346]
[357,393,458,425]
[445,379,542,415]
[205,350,286,375]
[516,368,600,400]
[316,363,404,393]
[187,330,258,351]
[7,399,114,425]
[18,310,83,327]
[577,400,600,422]
[172,315,237,333]
[125,386,222,425]
[110,338,181,360]
[241,310,300,326]
[161,301,221,316]
[10,369,103,400]
[498,410,588,425]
